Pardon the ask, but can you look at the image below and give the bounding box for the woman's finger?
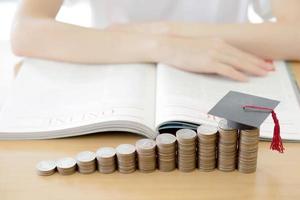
[213,62,249,82]
[214,45,268,76]
[224,44,275,71]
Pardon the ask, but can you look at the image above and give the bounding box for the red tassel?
[242,105,284,153]
[269,110,284,153]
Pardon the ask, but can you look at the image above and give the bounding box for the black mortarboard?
[208,91,279,129]
[208,91,284,153]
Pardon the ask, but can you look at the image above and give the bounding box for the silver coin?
[136,139,156,149]
[176,129,196,139]
[116,144,136,154]
[36,160,56,172]
[96,147,116,158]
[218,119,235,131]
[197,124,218,135]
[156,133,176,144]
[56,157,76,169]
[76,151,96,162]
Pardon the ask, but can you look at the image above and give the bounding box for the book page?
[0,59,156,134]
[155,62,300,140]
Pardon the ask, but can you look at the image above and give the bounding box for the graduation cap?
[208,91,284,153]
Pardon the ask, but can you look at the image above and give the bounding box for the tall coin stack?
[176,129,197,172]
[136,139,157,173]
[156,133,177,172]
[238,128,259,173]
[116,144,136,174]
[96,147,117,174]
[76,151,97,174]
[56,157,77,175]
[197,125,218,171]
[218,119,238,172]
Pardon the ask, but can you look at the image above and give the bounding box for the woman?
[10,0,300,81]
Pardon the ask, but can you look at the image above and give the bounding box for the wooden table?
[0,42,300,200]
[1,134,300,200]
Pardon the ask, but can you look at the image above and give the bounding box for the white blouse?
[66,0,273,28]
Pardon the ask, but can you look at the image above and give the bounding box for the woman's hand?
[109,23,275,81]
[155,37,274,81]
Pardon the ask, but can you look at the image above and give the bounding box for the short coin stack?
[76,151,96,174]
[238,128,260,173]
[56,157,77,175]
[116,144,136,174]
[218,119,238,172]
[36,160,57,176]
[197,125,218,171]
[96,147,116,174]
[156,133,177,172]
[176,129,197,172]
[136,139,157,173]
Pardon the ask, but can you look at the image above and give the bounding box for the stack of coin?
[238,128,259,173]
[156,133,177,172]
[36,160,57,176]
[197,125,218,171]
[136,139,157,173]
[96,147,117,174]
[56,157,77,175]
[176,129,197,172]
[116,144,136,174]
[76,151,96,174]
[218,119,238,172]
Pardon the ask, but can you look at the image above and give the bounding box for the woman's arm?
[110,0,300,61]
[10,0,161,64]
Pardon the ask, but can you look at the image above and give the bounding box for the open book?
[0,59,299,140]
